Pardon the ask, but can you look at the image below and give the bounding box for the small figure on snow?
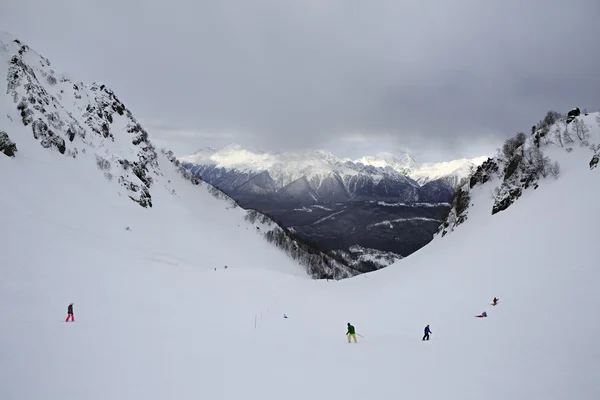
[476,311,488,318]
[347,323,357,343]
[283,314,288,319]
[65,303,75,322]
[492,297,499,306]
[422,324,432,341]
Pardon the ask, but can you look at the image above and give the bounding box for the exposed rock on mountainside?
[439,109,599,237]
[0,130,17,157]
[330,245,403,272]
[0,32,359,280]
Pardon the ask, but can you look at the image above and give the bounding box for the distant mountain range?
[180,144,487,206]
[180,144,486,263]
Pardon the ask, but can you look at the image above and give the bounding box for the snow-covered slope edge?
[0,32,357,280]
[162,149,359,278]
[439,108,600,236]
[327,108,600,399]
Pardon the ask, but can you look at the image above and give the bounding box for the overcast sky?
[2,1,599,161]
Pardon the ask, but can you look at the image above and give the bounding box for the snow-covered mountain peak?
[181,144,486,190]
[409,156,489,185]
[355,151,417,170]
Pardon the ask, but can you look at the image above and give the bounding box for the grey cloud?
[1,0,599,161]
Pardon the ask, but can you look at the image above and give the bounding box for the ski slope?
[1,31,599,398]
[2,119,600,400]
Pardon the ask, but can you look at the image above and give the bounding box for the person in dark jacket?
[422,324,431,341]
[65,303,75,322]
[347,323,357,343]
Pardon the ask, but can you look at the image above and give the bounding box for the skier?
[476,311,488,318]
[65,303,75,322]
[347,323,357,343]
[422,324,431,341]
[492,297,499,306]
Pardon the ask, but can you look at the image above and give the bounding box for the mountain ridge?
[181,144,487,188]
[178,145,478,262]
[0,31,360,279]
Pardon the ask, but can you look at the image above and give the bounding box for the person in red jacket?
[65,303,75,322]
[492,297,499,306]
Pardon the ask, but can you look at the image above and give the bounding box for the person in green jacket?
[347,323,357,343]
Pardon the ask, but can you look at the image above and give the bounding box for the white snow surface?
[2,31,600,399]
[181,144,486,187]
[3,117,600,399]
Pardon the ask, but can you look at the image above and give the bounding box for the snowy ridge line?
[180,144,486,188]
[0,32,359,280]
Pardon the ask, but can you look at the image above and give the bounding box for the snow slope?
[2,32,600,399]
[3,111,600,400]
[0,32,355,280]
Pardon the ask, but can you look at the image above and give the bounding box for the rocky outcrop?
[469,158,499,188]
[491,144,560,215]
[0,131,17,157]
[491,187,522,215]
[438,184,470,236]
[5,37,158,209]
[31,118,66,154]
[591,155,599,170]
[591,145,599,170]
[566,107,581,124]
[438,108,585,236]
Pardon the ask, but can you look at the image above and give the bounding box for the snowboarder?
[422,324,431,341]
[65,303,75,322]
[476,311,488,318]
[492,297,499,306]
[347,323,357,343]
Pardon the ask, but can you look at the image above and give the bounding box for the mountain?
[0,32,359,280]
[3,106,599,399]
[181,145,485,203]
[357,153,489,186]
[440,108,600,236]
[180,144,484,261]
